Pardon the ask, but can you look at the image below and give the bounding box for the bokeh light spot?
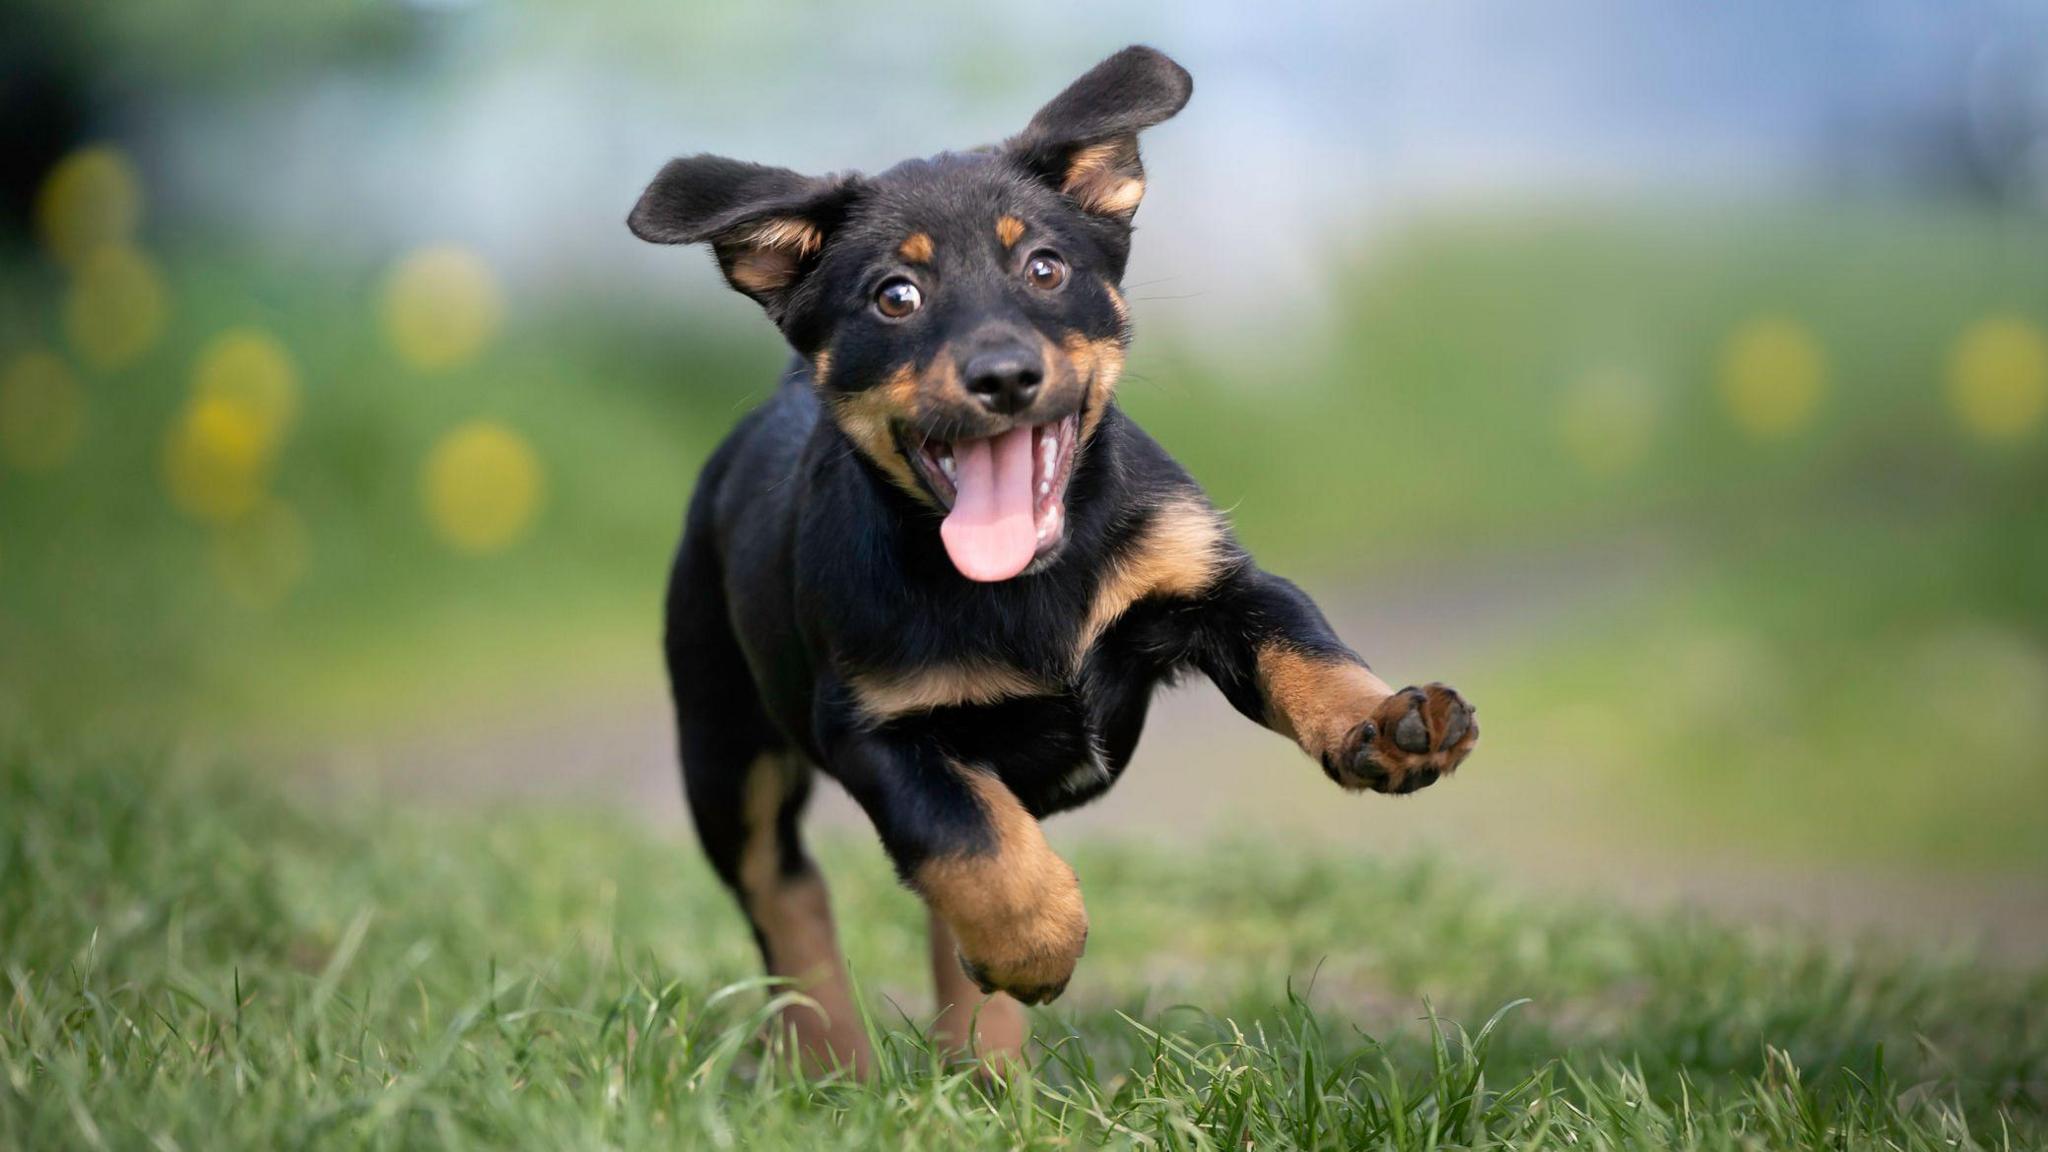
[63,245,169,371]
[164,394,278,524]
[213,497,312,610]
[1946,316,2047,444]
[381,246,503,371]
[1556,366,1658,476]
[0,351,87,473]
[35,146,142,268]
[194,328,300,445]
[422,421,544,553]
[1717,316,1826,439]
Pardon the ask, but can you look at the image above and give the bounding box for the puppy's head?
[630,46,1191,582]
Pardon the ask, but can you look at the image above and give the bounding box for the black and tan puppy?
[629,45,1477,1074]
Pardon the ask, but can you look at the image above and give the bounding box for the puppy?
[629,45,1477,1075]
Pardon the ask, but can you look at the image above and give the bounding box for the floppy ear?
[628,154,858,319]
[1005,45,1192,223]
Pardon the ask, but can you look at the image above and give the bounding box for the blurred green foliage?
[3,201,2046,867]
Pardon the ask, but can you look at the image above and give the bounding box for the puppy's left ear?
[1006,45,1192,224]
[629,154,859,322]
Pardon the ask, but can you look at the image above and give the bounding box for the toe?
[1392,705,1430,754]
[1394,766,1440,794]
[1438,702,1472,751]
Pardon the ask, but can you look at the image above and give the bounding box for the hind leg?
[669,541,870,1075]
[686,746,868,1076]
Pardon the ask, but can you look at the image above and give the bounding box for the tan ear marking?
[729,248,800,294]
[1060,140,1146,218]
[1061,142,1123,187]
[1090,178,1145,217]
[995,216,1026,249]
[723,216,824,295]
[744,217,824,257]
[898,232,935,264]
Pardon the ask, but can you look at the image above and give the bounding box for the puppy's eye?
[1024,251,1067,291]
[874,278,922,319]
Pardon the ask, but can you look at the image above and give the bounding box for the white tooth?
[1039,480,1051,496]
[940,455,956,480]
[1044,436,1058,462]
[1037,526,1048,541]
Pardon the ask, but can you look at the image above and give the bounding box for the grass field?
[4,742,2044,1150]
[5,204,2047,1146]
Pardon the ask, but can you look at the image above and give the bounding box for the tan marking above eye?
[996,216,1026,249]
[898,232,934,264]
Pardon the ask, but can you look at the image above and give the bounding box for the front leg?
[817,683,1088,1006]
[1196,568,1479,793]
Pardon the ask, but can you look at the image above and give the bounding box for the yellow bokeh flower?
[36,146,142,268]
[164,394,277,524]
[1717,316,1826,440]
[63,245,168,371]
[0,350,86,473]
[193,328,299,446]
[213,496,311,609]
[421,421,544,553]
[1556,366,1658,476]
[381,246,503,371]
[1946,316,2047,444]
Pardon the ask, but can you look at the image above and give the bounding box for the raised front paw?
[1328,682,1477,795]
[955,898,1088,1006]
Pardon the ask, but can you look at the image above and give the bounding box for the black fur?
[634,45,1473,1007]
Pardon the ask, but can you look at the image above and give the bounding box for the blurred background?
[3,1,2046,950]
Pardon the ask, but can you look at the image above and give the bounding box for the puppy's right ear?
[629,155,858,321]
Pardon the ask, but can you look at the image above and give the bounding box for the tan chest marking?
[1075,496,1230,665]
[849,660,1056,723]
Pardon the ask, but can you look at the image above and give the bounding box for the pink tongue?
[940,425,1038,581]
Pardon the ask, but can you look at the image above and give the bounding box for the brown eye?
[875,278,922,319]
[1024,251,1067,291]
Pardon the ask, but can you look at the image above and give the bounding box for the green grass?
[4,740,2043,1149]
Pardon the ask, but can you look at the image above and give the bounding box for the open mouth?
[908,413,1079,582]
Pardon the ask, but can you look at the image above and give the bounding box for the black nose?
[962,348,1044,414]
